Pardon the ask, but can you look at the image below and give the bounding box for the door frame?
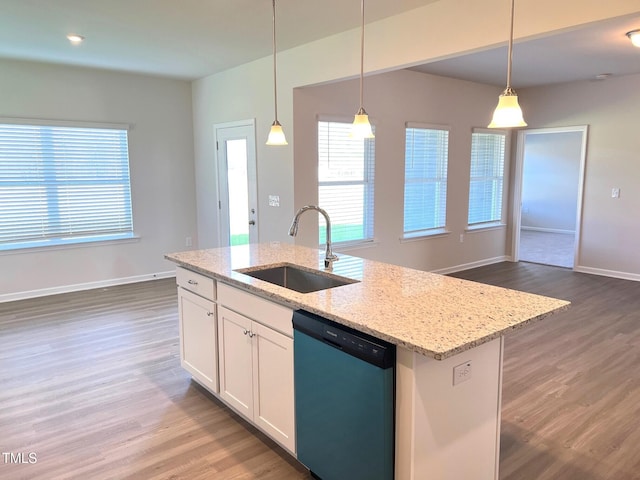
[214,119,258,247]
[511,125,588,269]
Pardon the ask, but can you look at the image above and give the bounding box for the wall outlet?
[459,234,464,243]
[611,188,620,199]
[453,361,472,386]
[185,236,192,247]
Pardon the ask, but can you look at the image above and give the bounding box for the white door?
[217,306,254,419]
[178,288,218,393]
[251,321,296,453]
[215,120,258,246]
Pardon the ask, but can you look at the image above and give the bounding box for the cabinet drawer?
[176,266,216,300]
[217,282,293,337]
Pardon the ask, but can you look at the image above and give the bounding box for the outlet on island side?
[453,360,472,386]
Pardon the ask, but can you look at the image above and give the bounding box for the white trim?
[520,226,575,235]
[0,234,140,255]
[0,270,176,303]
[400,229,451,243]
[574,266,640,282]
[431,256,509,275]
[0,116,131,130]
[512,125,588,270]
[406,121,450,131]
[466,223,506,233]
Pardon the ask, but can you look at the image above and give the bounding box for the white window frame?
[317,118,375,247]
[0,118,135,253]
[467,128,508,230]
[402,122,450,239]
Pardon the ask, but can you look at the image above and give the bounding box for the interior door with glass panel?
[215,120,258,246]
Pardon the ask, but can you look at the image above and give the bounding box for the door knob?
[249,220,256,225]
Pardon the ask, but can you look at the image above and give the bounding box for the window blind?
[403,126,449,235]
[318,121,375,244]
[0,122,133,250]
[468,130,506,225]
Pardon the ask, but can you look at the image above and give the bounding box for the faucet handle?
[324,254,339,270]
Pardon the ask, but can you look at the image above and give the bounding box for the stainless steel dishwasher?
[293,310,395,480]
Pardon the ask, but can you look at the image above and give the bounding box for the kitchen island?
[165,243,569,480]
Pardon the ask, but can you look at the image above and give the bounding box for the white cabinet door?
[252,321,296,453]
[217,305,254,419]
[178,287,218,393]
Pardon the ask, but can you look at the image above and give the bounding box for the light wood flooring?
[1,263,640,479]
[0,280,308,480]
[451,262,640,480]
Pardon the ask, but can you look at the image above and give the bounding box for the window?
[318,120,375,245]
[0,120,134,251]
[403,124,449,237]
[468,129,507,226]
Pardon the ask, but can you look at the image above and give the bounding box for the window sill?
[330,239,379,252]
[400,228,451,243]
[465,222,506,233]
[0,233,140,256]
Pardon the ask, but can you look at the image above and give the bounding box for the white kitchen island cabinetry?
[176,267,218,394]
[217,283,296,453]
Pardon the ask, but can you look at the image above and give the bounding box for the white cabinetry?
[176,267,218,394]
[217,283,295,453]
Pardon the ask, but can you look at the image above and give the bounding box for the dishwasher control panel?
[293,310,394,369]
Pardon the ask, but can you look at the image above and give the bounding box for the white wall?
[0,59,196,301]
[191,0,638,251]
[521,73,640,279]
[521,131,582,232]
[293,69,509,272]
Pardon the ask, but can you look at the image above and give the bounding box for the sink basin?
[237,264,358,293]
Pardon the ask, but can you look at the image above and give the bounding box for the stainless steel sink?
[237,264,358,293]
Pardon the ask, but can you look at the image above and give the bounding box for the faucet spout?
[289,205,338,269]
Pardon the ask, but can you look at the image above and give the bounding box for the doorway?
[215,120,258,247]
[512,126,588,269]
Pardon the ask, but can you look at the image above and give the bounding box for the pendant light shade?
[351,0,374,139]
[627,29,640,48]
[488,0,527,128]
[266,0,287,146]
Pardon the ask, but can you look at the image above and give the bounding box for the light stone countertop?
[165,243,570,360]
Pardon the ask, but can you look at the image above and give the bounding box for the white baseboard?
[574,265,640,282]
[521,226,575,235]
[431,256,509,275]
[1,271,176,303]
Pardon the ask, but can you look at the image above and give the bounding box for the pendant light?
[351,0,374,139]
[488,0,527,128]
[266,0,288,145]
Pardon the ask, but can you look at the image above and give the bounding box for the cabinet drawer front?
[217,282,293,337]
[176,266,216,300]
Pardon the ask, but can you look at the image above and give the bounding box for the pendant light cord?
[506,0,515,92]
[359,0,365,110]
[272,0,279,122]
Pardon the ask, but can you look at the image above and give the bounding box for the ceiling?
[0,1,639,87]
[0,0,440,80]
[411,13,640,88]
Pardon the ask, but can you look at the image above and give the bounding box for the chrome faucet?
[289,205,339,269]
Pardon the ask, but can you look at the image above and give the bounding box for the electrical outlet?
[453,361,472,386]
[185,236,192,247]
[611,188,620,199]
[459,234,464,243]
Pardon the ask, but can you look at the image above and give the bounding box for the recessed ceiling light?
[594,73,612,81]
[626,29,640,47]
[67,34,85,44]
